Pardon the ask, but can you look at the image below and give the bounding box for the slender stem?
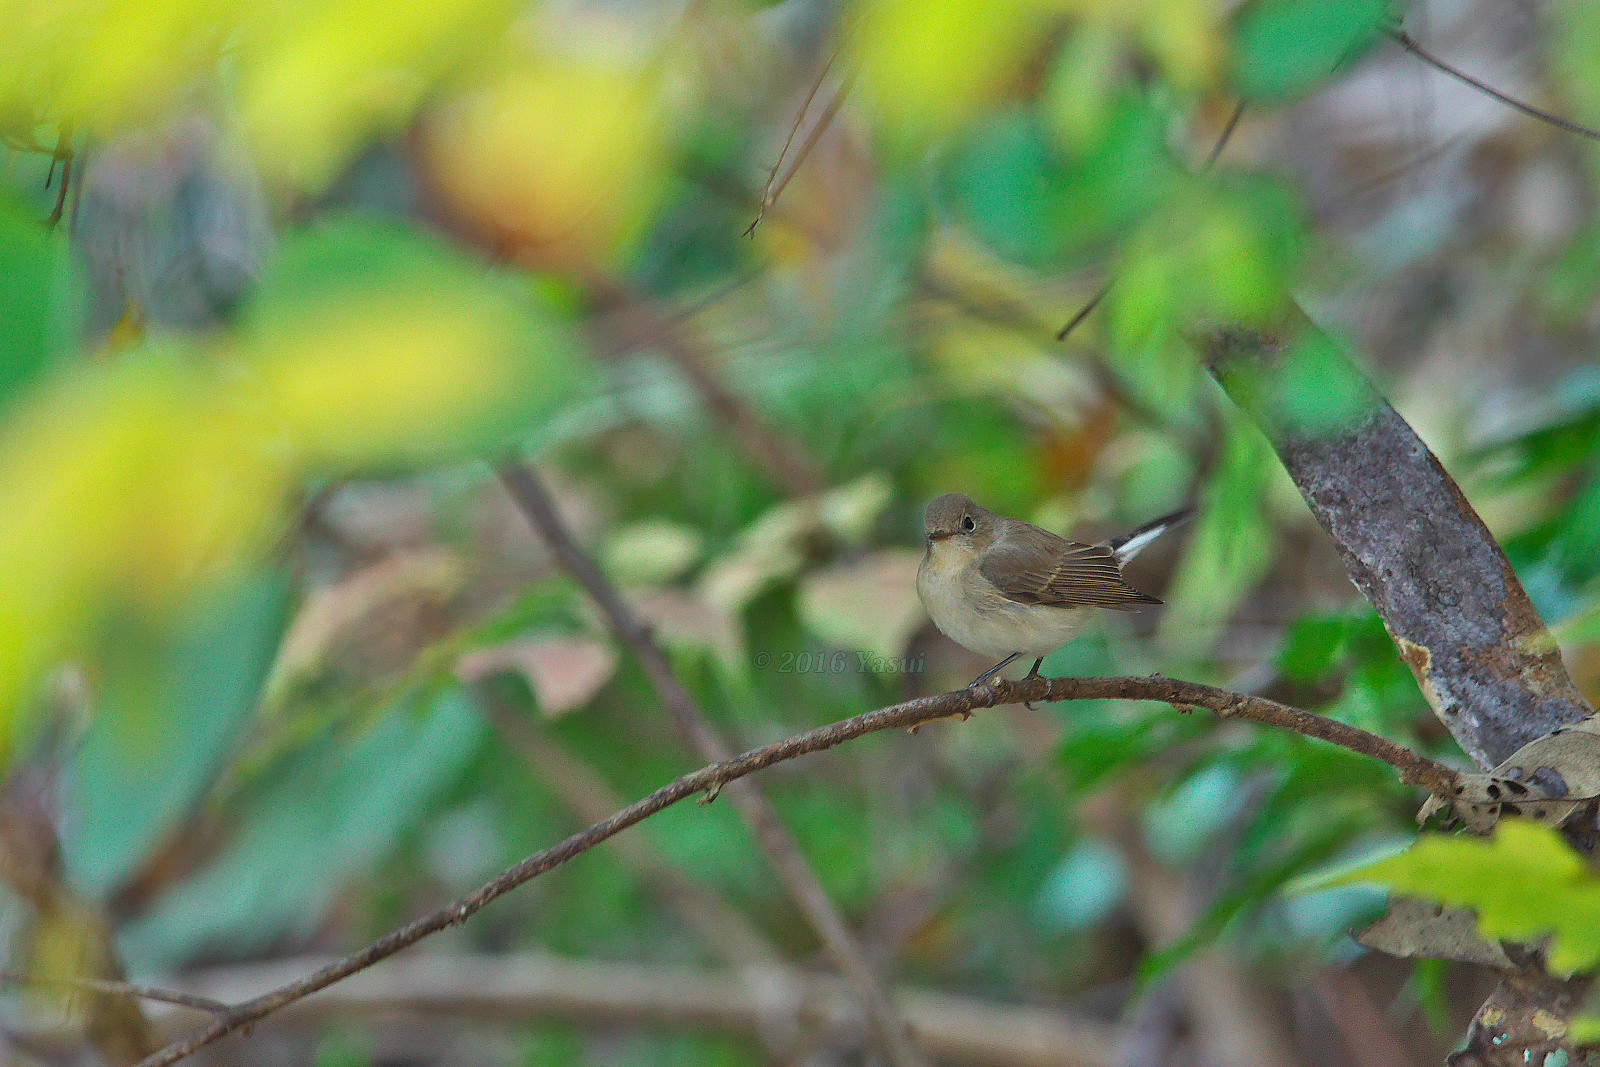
[1056,101,1246,341]
[45,124,73,229]
[0,970,231,1017]
[1201,100,1248,170]
[744,49,843,237]
[494,460,922,1065]
[582,274,827,496]
[136,673,1454,1067]
[1389,30,1600,143]
[1054,282,1111,343]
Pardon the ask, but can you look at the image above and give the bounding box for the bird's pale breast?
[917,540,1087,660]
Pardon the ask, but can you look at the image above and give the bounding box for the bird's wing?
[979,521,1162,610]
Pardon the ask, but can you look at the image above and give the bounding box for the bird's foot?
[967,653,1020,689]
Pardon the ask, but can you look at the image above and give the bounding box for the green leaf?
[1234,0,1389,101]
[243,214,586,465]
[1276,612,1355,682]
[1269,329,1375,436]
[1550,0,1600,127]
[120,686,487,967]
[62,574,289,897]
[1298,820,1600,974]
[1056,702,1209,792]
[945,110,1067,266]
[1052,91,1181,252]
[1572,1015,1600,1046]
[1158,418,1277,653]
[0,196,82,409]
[1110,175,1301,338]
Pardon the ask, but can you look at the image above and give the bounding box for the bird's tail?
[1110,507,1193,564]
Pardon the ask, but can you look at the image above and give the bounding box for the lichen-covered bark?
[1198,320,1593,768]
[1195,316,1600,1065]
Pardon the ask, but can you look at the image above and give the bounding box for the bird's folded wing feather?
[979,523,1162,609]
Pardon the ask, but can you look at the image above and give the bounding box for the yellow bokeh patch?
[423,49,670,269]
[0,232,566,752]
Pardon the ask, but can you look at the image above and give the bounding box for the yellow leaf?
[235,0,518,189]
[852,0,1057,143]
[423,50,669,268]
[248,290,520,465]
[0,352,285,738]
[0,0,239,133]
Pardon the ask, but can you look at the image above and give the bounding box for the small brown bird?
[917,493,1189,687]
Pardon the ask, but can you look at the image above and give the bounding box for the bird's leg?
[1022,657,1045,710]
[910,653,1019,735]
[968,652,1019,689]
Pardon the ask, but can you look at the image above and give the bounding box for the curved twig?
[1389,30,1600,143]
[136,673,1454,1066]
[496,460,920,1064]
[744,50,848,237]
[0,970,231,1017]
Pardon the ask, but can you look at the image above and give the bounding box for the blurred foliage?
[0,0,1595,1061]
[1233,0,1388,102]
[1303,820,1600,975]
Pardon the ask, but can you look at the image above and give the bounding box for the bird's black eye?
[960,515,976,533]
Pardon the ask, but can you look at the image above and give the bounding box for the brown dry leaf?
[456,635,618,718]
[267,548,465,707]
[1356,896,1514,969]
[797,550,924,662]
[632,588,742,664]
[698,474,893,612]
[1419,717,1600,831]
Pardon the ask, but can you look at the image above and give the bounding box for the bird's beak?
[926,530,952,544]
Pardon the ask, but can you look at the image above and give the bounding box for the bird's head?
[923,492,995,549]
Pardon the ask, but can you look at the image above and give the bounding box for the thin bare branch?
[44,125,72,230]
[1054,282,1112,343]
[583,275,828,496]
[138,671,1455,1067]
[1056,100,1246,341]
[116,953,1116,1067]
[1389,29,1600,143]
[0,971,230,1018]
[744,50,846,237]
[1201,100,1247,170]
[495,459,920,1064]
[474,687,778,967]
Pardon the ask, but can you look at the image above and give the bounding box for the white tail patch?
[1110,508,1192,565]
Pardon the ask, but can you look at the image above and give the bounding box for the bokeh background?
[1,0,1599,1063]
